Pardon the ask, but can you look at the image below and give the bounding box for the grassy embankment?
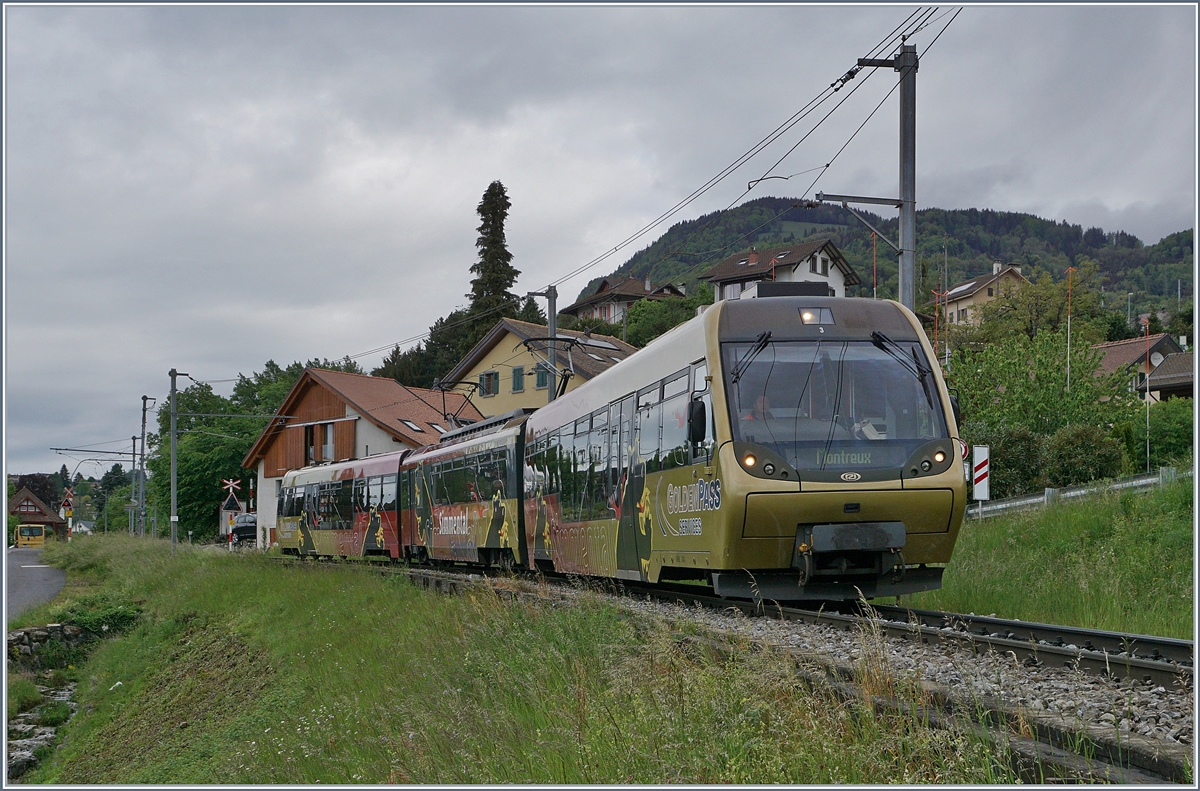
[20,536,1012,784]
[909,478,1193,639]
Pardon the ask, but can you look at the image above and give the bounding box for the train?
[276,296,967,601]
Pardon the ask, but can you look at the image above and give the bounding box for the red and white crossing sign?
[972,445,990,501]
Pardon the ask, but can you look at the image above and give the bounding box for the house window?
[305,425,315,464]
[479,371,499,397]
[399,419,425,432]
[726,282,742,300]
[512,366,525,392]
[820,257,829,276]
[322,423,335,461]
[810,256,818,274]
[430,423,447,434]
[535,365,549,389]
[987,287,994,297]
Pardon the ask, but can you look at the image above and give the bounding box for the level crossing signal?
[972,446,990,501]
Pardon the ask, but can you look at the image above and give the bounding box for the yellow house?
[943,262,1028,326]
[442,318,638,417]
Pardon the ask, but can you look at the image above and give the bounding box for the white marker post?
[972,445,990,518]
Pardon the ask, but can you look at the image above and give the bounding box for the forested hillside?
[583,197,1193,317]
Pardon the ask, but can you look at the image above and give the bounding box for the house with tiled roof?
[559,275,686,324]
[442,318,638,417]
[1092,334,1184,402]
[242,368,483,546]
[8,486,67,542]
[699,239,861,301]
[1138,351,1194,401]
[942,262,1028,326]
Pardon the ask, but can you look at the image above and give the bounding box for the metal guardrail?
[970,466,1190,519]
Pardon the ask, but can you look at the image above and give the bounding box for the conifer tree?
[468,180,520,318]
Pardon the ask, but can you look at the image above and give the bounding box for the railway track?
[266,556,1194,782]
[633,581,1193,690]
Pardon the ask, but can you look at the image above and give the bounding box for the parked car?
[230,513,257,546]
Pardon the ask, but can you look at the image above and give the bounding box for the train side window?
[399,471,410,511]
[589,409,610,518]
[336,482,354,527]
[381,475,397,511]
[637,398,662,472]
[691,360,715,463]
[660,392,690,469]
[663,370,689,400]
[353,479,368,513]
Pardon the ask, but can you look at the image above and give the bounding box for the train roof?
[437,407,534,443]
[281,449,409,485]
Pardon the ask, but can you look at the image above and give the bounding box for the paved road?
[6,548,66,620]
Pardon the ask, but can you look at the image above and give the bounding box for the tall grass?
[28,536,1010,784]
[910,479,1193,638]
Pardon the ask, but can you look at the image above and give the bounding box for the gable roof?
[1091,334,1183,375]
[699,239,861,286]
[7,487,66,524]
[1141,351,1194,391]
[242,368,483,468]
[443,317,639,387]
[944,266,1028,302]
[560,276,685,316]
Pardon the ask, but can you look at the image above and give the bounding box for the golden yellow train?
[280,296,967,602]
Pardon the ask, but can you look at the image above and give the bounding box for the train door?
[299,483,318,554]
[614,394,646,577]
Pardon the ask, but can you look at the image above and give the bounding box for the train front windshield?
[723,339,948,472]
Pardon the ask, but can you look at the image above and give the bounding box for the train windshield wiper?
[870,331,935,411]
[729,331,773,384]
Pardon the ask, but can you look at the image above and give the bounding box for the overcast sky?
[4,4,1196,476]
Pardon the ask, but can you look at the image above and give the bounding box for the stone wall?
[7,624,95,662]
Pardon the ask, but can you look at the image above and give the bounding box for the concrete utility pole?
[130,436,138,534]
[527,286,558,402]
[138,396,154,536]
[817,43,919,310]
[169,368,187,553]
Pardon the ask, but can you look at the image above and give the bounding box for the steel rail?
[626,581,1193,690]
[870,604,1194,668]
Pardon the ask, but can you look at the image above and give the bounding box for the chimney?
[644,273,651,291]
[1012,265,1022,275]
[678,283,686,296]
[748,248,759,266]
[1181,336,1189,350]
[992,261,1002,275]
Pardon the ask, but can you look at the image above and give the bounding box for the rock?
[1099,712,1116,724]
[19,645,31,656]
[1118,718,1132,731]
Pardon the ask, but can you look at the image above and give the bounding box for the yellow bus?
[16,525,48,548]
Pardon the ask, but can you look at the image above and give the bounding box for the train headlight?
[933,451,946,463]
[743,454,757,467]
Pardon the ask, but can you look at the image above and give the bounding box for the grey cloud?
[4,5,1194,474]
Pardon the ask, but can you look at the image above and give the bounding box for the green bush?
[1133,396,1194,469]
[53,592,142,635]
[962,423,1045,498]
[1043,423,1126,487]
